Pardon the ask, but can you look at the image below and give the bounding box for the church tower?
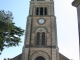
[21,0,59,60]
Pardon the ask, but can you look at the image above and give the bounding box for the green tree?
[0,10,24,54]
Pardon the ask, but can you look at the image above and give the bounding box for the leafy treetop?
[0,10,24,54]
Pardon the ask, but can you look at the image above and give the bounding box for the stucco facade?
[72,0,80,58]
[72,0,80,42]
[77,5,80,23]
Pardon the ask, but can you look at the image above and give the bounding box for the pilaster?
[21,47,29,60]
[29,3,34,15]
[21,17,32,60]
[51,16,57,46]
[50,3,54,15]
[25,17,32,46]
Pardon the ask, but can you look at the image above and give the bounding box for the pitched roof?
[11,53,70,60]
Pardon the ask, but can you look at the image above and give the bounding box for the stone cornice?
[28,15,55,17]
[25,45,57,48]
[30,1,54,4]
[72,0,80,7]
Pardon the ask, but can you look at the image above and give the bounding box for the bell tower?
[21,0,59,60]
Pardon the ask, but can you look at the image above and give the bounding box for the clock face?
[38,19,45,24]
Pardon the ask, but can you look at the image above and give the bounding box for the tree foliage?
[0,10,24,54]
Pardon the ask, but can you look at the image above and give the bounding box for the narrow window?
[44,7,47,15]
[40,7,43,15]
[36,32,40,45]
[42,32,45,45]
[36,7,39,15]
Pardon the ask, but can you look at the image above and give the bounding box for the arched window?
[35,28,47,46]
[36,32,40,45]
[36,32,46,46]
[35,56,45,60]
[42,32,45,45]
[37,0,45,1]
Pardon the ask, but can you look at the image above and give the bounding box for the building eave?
[72,0,80,7]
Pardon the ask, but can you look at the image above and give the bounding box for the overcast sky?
[0,0,79,60]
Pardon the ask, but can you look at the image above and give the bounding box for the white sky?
[0,0,79,60]
[55,0,79,60]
